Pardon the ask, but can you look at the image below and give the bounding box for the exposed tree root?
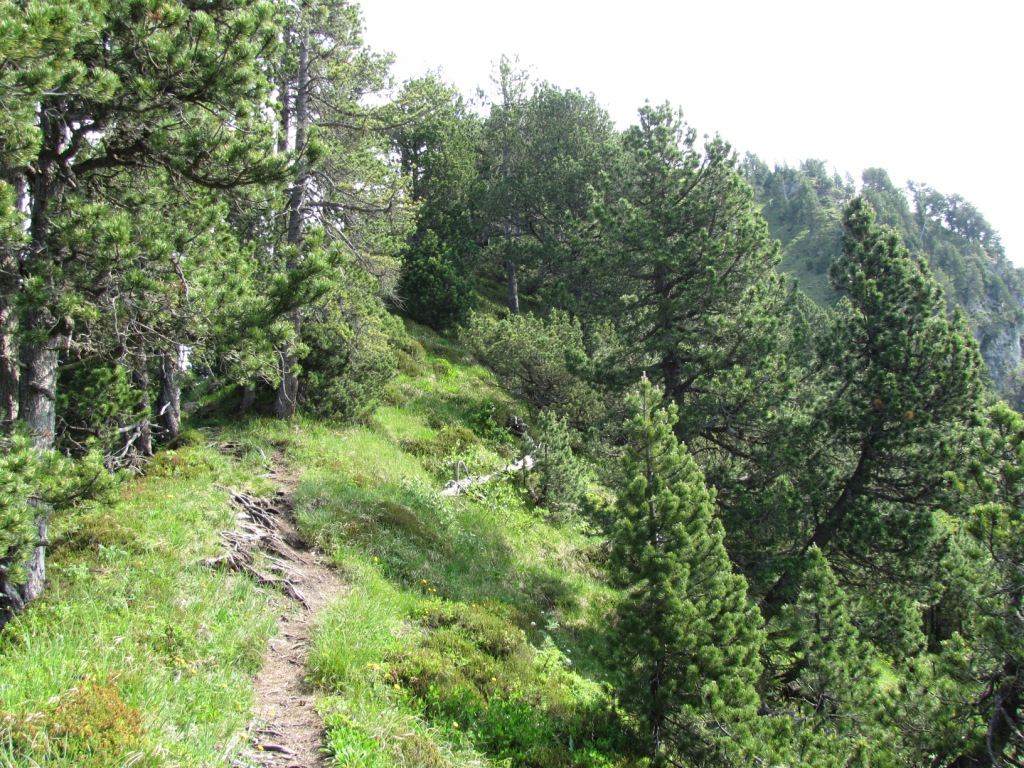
[201,488,311,609]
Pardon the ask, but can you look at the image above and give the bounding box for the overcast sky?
[360,0,1022,264]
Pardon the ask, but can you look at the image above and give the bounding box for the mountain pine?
[608,376,763,765]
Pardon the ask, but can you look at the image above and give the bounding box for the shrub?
[397,233,476,330]
[387,600,630,767]
[404,426,480,477]
[2,675,150,768]
[55,363,142,458]
[300,278,403,422]
[461,311,603,433]
[530,411,588,516]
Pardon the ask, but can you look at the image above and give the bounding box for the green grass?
[0,441,279,768]
[0,319,638,767]
[275,321,638,767]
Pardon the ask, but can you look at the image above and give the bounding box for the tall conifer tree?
[608,377,763,765]
[268,0,410,417]
[598,104,789,446]
[761,197,984,617]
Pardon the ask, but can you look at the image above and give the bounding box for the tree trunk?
[20,101,71,451]
[130,347,153,458]
[661,350,683,407]
[498,66,522,317]
[19,308,70,450]
[0,297,18,423]
[238,383,257,415]
[272,27,309,420]
[760,439,875,617]
[985,659,1023,764]
[505,258,520,315]
[20,511,48,605]
[0,166,24,422]
[157,349,181,442]
[0,576,25,630]
[12,99,71,616]
[273,319,301,419]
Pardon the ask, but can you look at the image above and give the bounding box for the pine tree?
[51,169,259,459]
[531,410,587,516]
[593,103,796,485]
[478,63,617,316]
[0,0,284,614]
[762,197,984,615]
[391,75,481,329]
[775,548,864,714]
[608,377,763,765]
[267,0,411,417]
[941,402,1024,765]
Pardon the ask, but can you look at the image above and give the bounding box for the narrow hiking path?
[209,455,347,768]
[248,526,343,768]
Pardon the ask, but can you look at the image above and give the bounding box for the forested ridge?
[3,1,1024,766]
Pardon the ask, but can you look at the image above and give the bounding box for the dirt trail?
[214,458,347,768]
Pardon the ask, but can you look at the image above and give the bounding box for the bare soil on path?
[212,458,347,768]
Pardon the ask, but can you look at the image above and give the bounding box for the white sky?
[361,0,1023,264]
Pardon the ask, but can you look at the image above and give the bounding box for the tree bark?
[505,258,520,316]
[0,165,24,422]
[18,308,70,450]
[273,318,301,419]
[130,347,153,458]
[0,576,25,631]
[20,510,49,605]
[238,383,257,414]
[0,297,18,423]
[20,100,71,451]
[157,349,181,442]
[12,99,71,618]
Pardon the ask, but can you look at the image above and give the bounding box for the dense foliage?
[745,157,1024,407]
[608,378,762,765]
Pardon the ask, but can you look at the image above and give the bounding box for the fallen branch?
[256,743,297,756]
[440,454,535,497]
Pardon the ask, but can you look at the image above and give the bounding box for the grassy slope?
[1,320,638,767]
[0,441,279,767]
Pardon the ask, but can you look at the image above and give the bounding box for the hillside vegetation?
[4,1,1024,766]
[1,322,634,767]
[744,157,1024,405]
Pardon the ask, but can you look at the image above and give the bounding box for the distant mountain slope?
[744,156,1024,406]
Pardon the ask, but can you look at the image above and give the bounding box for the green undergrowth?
[0,320,639,767]
[217,321,641,766]
[0,440,279,767]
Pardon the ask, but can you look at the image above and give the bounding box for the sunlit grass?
[286,321,637,767]
[0,445,278,768]
[0,319,630,768]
